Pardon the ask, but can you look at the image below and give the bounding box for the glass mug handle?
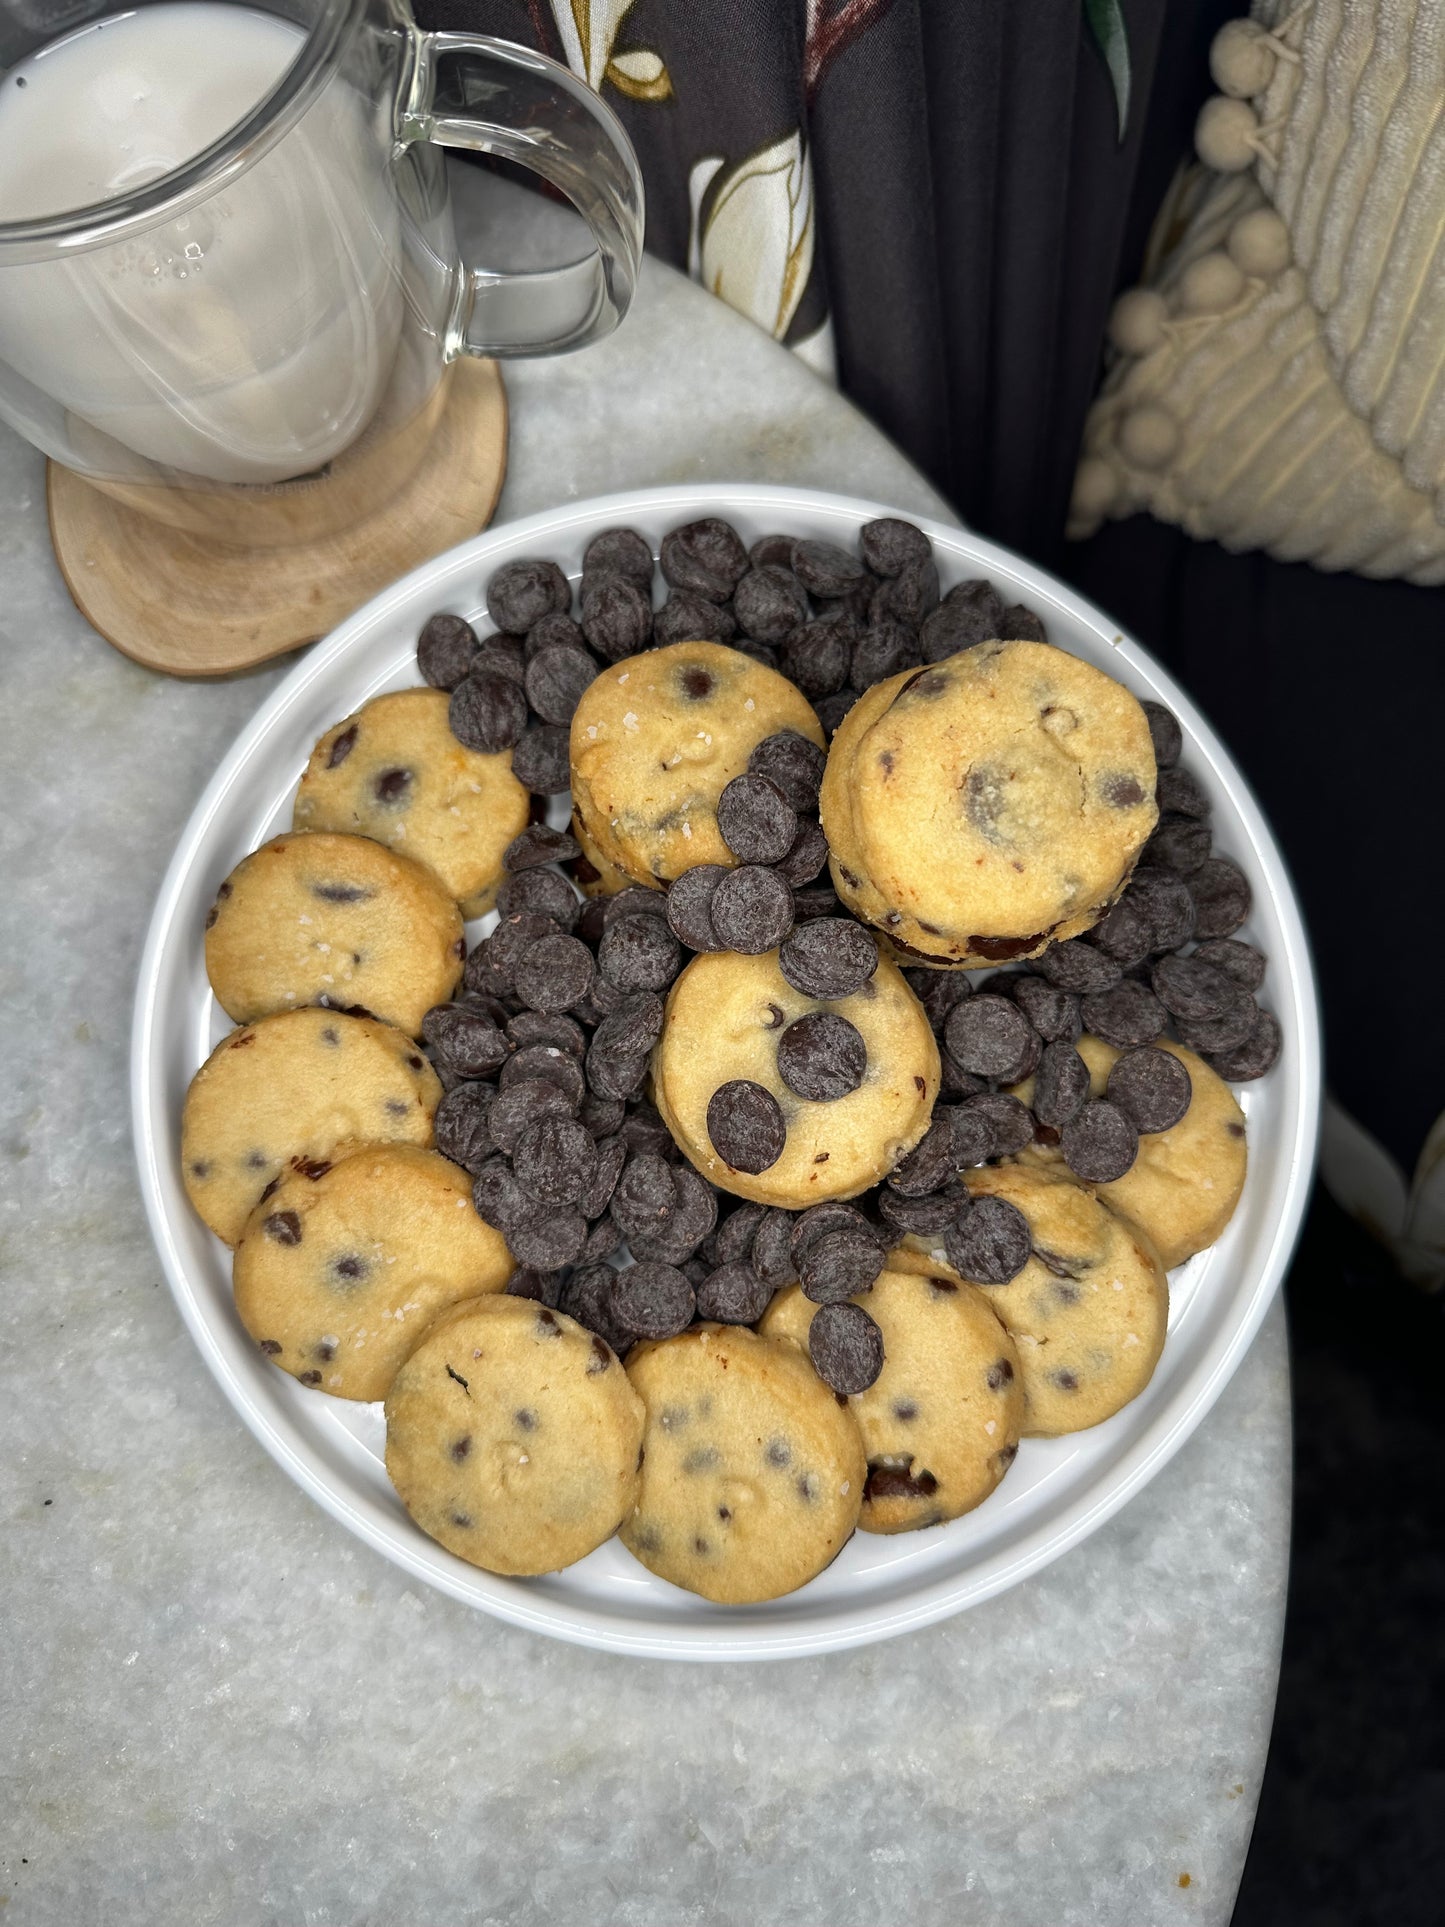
[401,32,645,358]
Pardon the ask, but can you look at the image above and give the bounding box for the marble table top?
[0,171,1289,1927]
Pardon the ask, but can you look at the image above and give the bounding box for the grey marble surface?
[0,183,1289,1927]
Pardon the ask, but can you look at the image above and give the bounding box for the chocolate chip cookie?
[205,831,463,1037]
[620,1323,865,1602]
[569,641,824,887]
[820,641,1158,967]
[1013,1034,1247,1268]
[181,1007,442,1245]
[760,1266,1024,1532]
[651,948,939,1208]
[233,1145,512,1400]
[385,1295,645,1576]
[903,1163,1168,1436]
[292,688,530,916]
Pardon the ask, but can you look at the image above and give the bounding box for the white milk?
[0,4,402,483]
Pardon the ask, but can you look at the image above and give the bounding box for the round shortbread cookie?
[1011,1034,1247,1268]
[292,687,530,917]
[569,641,823,888]
[820,642,1157,967]
[620,1323,865,1602]
[903,1163,1168,1436]
[760,1266,1024,1532]
[204,830,463,1036]
[233,1145,512,1400]
[385,1295,645,1576]
[652,948,939,1207]
[181,1007,441,1246]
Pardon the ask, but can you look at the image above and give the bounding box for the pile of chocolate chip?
[412,515,1282,1404]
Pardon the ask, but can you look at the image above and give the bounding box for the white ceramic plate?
[132,483,1319,1660]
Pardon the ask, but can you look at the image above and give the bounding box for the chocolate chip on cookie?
[1032,1040,1092,1129]
[716,773,799,865]
[1060,1099,1139,1182]
[666,864,727,953]
[706,1081,787,1174]
[776,1012,867,1102]
[778,919,877,1001]
[799,1228,886,1304]
[809,1300,886,1394]
[1105,1047,1193,1134]
[943,1195,1031,1285]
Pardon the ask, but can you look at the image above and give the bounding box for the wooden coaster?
[47,357,508,678]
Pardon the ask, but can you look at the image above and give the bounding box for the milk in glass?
[0,4,402,483]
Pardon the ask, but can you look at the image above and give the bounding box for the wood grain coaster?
[47,356,508,679]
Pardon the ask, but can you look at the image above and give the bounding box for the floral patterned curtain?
[414,0,1170,560]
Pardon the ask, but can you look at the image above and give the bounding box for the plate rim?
[131,481,1320,1660]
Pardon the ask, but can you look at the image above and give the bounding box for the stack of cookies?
[180,514,1279,1606]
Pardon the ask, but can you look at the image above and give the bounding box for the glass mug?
[0,0,643,541]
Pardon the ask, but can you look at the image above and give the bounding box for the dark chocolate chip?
[779,616,853,697]
[777,1011,867,1102]
[652,590,738,647]
[959,1091,1035,1158]
[902,966,972,1031]
[1205,1006,1281,1081]
[579,1213,624,1264]
[1106,1047,1192,1134]
[523,610,585,662]
[1188,858,1252,941]
[511,933,595,1015]
[1126,871,1197,952]
[506,1011,586,1058]
[1089,895,1156,967]
[1032,1041,1092,1129]
[1060,1100,1139,1182]
[887,1117,957,1196]
[508,1209,588,1269]
[773,819,830,888]
[695,1260,775,1325]
[751,1208,798,1286]
[628,1166,718,1265]
[512,1114,598,1207]
[1146,815,1212,875]
[449,670,528,755]
[500,1043,587,1105]
[799,1228,886,1304]
[1141,701,1182,769]
[877,1187,963,1237]
[814,689,860,736]
[665,865,727,951]
[373,767,412,806]
[733,565,810,643]
[778,919,877,1000]
[790,539,866,599]
[858,518,931,577]
[865,1459,939,1502]
[496,867,579,929]
[583,526,654,589]
[559,1265,634,1355]
[612,1261,696,1340]
[472,638,528,689]
[598,914,681,992]
[417,611,480,689]
[511,724,571,795]
[434,1081,498,1172]
[486,557,570,634]
[487,1080,577,1159]
[790,884,842,924]
[998,604,1047,643]
[1157,766,1210,820]
[707,1081,786,1174]
[1035,942,1121,995]
[946,1101,997,1168]
[943,1195,1031,1284]
[1192,938,1266,991]
[659,519,749,601]
[422,1003,509,1079]
[1081,978,1167,1049]
[943,994,1039,1081]
[580,575,652,662]
[716,773,798,866]
[809,1300,885,1394]
[262,1210,301,1246]
[524,643,598,724]
[709,865,794,954]
[747,730,826,813]
[1173,992,1259,1055]
[1008,973,1083,1043]
[870,556,939,628]
[471,1156,545,1234]
[1151,953,1239,1022]
[326,723,358,768]
[919,578,1007,660]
